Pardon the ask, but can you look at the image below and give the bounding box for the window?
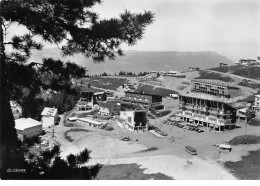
[128,117,132,123]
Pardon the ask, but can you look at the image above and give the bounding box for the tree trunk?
[0,18,24,179]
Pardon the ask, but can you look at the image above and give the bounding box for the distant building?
[169,94,179,99]
[122,91,164,111]
[123,82,136,92]
[189,67,200,71]
[118,110,148,132]
[253,95,260,111]
[77,117,107,128]
[178,80,241,131]
[41,107,58,128]
[236,108,248,123]
[191,79,240,98]
[159,71,167,76]
[174,73,186,78]
[15,118,42,140]
[99,100,121,116]
[76,88,97,112]
[10,101,22,119]
[149,71,158,78]
[235,59,258,66]
[167,71,179,76]
[219,63,228,68]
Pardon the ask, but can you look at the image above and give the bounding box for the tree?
[0,0,154,179]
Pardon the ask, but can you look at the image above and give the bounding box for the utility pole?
[52,125,55,138]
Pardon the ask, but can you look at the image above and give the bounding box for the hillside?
[30,48,233,75]
[210,65,260,80]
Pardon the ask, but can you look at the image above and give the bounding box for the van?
[185,145,197,155]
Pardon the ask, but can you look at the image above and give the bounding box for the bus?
[185,145,197,155]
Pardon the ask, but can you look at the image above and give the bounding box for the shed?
[41,107,58,128]
[15,118,42,140]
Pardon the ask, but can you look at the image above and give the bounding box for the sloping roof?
[15,118,42,130]
[255,95,260,98]
[41,107,58,117]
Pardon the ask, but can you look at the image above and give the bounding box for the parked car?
[121,137,131,141]
[196,128,204,133]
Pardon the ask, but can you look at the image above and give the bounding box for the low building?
[174,73,186,78]
[159,71,167,75]
[235,59,258,66]
[99,100,121,115]
[41,107,58,128]
[167,71,179,76]
[255,95,260,107]
[123,83,136,92]
[77,117,107,128]
[253,95,260,111]
[76,89,97,112]
[236,108,248,122]
[149,71,158,78]
[15,118,42,140]
[189,67,200,71]
[118,110,148,132]
[10,101,22,119]
[122,91,164,111]
[169,94,179,99]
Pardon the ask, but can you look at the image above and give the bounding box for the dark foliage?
[228,135,260,145]
[194,70,234,82]
[0,0,154,179]
[45,92,80,114]
[248,118,260,126]
[135,84,177,97]
[64,128,89,142]
[224,149,260,180]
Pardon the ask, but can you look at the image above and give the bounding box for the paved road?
[205,69,260,84]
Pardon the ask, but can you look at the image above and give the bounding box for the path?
[206,69,260,84]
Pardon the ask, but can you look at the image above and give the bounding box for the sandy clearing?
[88,155,235,180]
[64,131,148,159]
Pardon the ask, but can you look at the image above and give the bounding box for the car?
[121,137,131,141]
[196,129,204,133]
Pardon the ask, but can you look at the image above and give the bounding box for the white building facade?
[15,118,42,140]
[118,110,148,132]
[41,107,58,128]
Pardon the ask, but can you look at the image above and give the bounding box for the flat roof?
[127,91,162,97]
[41,107,58,117]
[179,91,236,103]
[15,118,42,130]
[167,71,179,73]
[77,117,105,125]
[94,92,104,95]
[191,79,239,89]
[120,110,147,114]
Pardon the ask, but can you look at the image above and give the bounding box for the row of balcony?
[180,104,231,115]
[181,112,232,125]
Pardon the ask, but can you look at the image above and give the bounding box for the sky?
[93,0,260,61]
[6,0,260,61]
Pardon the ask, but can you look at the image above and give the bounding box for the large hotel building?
[178,79,241,131]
